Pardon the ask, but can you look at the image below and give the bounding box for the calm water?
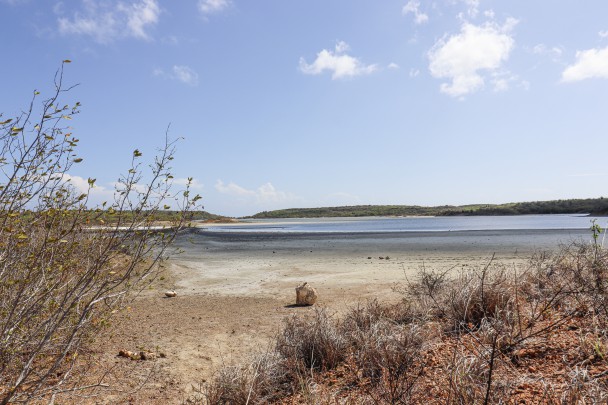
[202,214,606,234]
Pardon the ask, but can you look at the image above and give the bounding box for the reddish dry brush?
[196,242,608,404]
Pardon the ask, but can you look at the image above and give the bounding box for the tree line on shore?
[249,197,608,219]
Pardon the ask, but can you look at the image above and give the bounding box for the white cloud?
[215,180,297,204]
[531,44,563,60]
[173,177,204,189]
[600,31,608,39]
[153,65,200,86]
[462,0,480,17]
[492,78,508,92]
[409,68,420,78]
[198,0,230,15]
[171,65,199,86]
[388,62,400,70]
[119,0,160,40]
[402,0,428,25]
[562,46,608,82]
[299,41,378,80]
[428,18,517,97]
[57,0,160,44]
[49,173,114,204]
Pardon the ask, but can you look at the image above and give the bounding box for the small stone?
[368,257,372,259]
[165,290,177,298]
[295,282,318,306]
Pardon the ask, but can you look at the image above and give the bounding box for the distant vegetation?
[90,209,225,224]
[249,197,608,218]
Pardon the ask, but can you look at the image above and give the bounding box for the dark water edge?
[173,228,596,261]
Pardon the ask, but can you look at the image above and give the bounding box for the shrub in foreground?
[0,63,200,403]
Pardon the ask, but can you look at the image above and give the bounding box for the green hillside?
[249,198,608,219]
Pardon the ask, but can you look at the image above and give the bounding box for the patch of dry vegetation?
[0,64,200,404]
[194,240,608,404]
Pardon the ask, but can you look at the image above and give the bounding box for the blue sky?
[1,0,608,216]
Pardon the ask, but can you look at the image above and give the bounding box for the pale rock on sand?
[295,282,318,306]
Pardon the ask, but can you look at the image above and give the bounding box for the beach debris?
[118,350,140,360]
[295,282,318,306]
[385,256,390,260]
[118,349,162,361]
[165,290,177,298]
[118,349,133,358]
[368,257,372,259]
[379,256,384,260]
[140,351,157,361]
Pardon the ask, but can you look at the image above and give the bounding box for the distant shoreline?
[245,197,608,219]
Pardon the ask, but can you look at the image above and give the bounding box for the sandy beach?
[95,227,591,402]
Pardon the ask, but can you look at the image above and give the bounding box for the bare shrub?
[276,308,347,372]
[525,244,608,302]
[194,352,288,404]
[441,347,510,405]
[354,322,426,403]
[0,63,200,403]
[560,367,608,404]
[405,261,514,331]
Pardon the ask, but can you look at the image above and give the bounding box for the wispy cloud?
[215,180,298,204]
[198,0,230,15]
[299,41,378,80]
[461,0,480,18]
[531,44,563,61]
[153,65,200,86]
[57,0,160,44]
[428,18,517,97]
[402,0,428,25]
[49,173,114,204]
[173,177,204,189]
[562,46,608,82]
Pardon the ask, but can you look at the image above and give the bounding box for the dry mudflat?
[90,228,586,403]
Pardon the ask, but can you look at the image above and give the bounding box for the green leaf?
[133,149,142,157]
[0,119,13,125]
